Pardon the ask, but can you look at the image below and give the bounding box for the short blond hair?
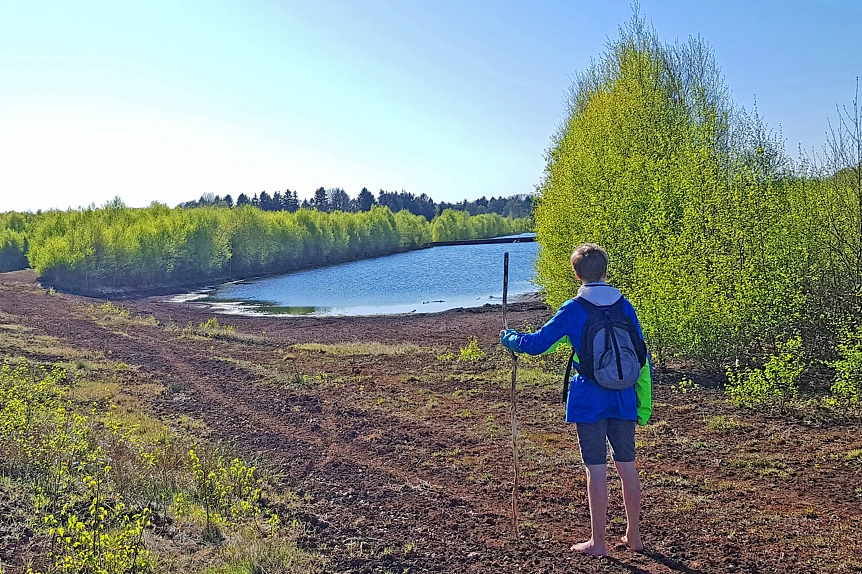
[570,243,608,283]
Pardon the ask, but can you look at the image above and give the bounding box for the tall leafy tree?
[534,9,802,363]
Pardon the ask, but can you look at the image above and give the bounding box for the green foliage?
[0,362,151,572]
[189,445,262,539]
[0,211,35,272]
[430,209,531,242]
[45,465,152,574]
[532,9,862,375]
[458,337,486,362]
[193,317,237,338]
[829,326,862,406]
[671,377,699,395]
[726,336,804,411]
[25,202,530,293]
[0,361,279,572]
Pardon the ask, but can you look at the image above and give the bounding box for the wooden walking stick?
[502,252,520,539]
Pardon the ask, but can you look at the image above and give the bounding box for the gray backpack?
[563,297,647,400]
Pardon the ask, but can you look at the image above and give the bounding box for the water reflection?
[182,236,538,316]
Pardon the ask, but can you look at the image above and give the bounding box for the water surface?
[187,237,538,316]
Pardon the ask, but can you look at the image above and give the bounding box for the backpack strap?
[563,346,575,403]
[563,296,597,403]
[575,297,598,313]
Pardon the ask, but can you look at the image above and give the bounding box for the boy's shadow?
[608,549,705,574]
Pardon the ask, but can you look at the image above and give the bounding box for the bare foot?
[571,539,606,556]
[621,534,644,552]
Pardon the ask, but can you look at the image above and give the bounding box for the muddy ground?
[1,269,861,573]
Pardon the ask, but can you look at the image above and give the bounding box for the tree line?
[0,212,33,272]
[13,203,530,293]
[535,10,862,403]
[179,188,533,220]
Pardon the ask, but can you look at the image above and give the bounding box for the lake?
[180,236,538,316]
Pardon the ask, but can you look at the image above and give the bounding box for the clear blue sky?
[0,1,859,212]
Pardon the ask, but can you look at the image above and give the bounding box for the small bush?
[458,337,485,362]
[672,377,699,395]
[92,301,131,318]
[0,361,311,573]
[188,317,237,338]
[829,326,862,407]
[189,444,263,538]
[726,336,804,412]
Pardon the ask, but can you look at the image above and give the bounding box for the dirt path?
[1,269,860,573]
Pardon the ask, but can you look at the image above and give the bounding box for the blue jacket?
[501,283,652,425]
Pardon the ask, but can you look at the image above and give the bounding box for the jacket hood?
[577,282,622,306]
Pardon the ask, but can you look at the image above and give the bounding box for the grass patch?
[705,415,750,433]
[488,367,558,391]
[89,301,161,327]
[292,341,422,356]
[191,317,236,337]
[201,526,325,573]
[0,328,103,363]
[92,300,131,318]
[0,360,321,573]
[68,379,122,404]
[217,357,322,389]
[520,431,570,456]
[641,419,672,436]
[730,453,791,478]
[843,449,862,461]
[452,388,483,399]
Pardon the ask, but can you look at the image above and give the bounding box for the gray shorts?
[576,418,636,465]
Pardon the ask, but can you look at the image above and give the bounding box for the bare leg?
[614,460,643,551]
[572,463,607,556]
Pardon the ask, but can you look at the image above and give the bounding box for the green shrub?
[726,336,804,411]
[195,317,237,337]
[671,377,699,395]
[458,337,485,362]
[27,201,531,293]
[532,8,833,367]
[0,362,298,572]
[0,212,33,272]
[189,444,263,539]
[829,326,862,406]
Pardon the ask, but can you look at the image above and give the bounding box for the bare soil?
[1,269,861,573]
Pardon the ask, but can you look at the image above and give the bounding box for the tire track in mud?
[140,350,535,573]
[28,313,542,572]
[1,284,581,572]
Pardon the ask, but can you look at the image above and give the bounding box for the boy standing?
[500,243,652,555]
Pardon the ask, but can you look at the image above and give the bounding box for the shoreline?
[0,269,547,317]
[31,232,537,300]
[165,288,547,318]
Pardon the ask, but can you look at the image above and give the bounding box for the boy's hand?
[500,329,520,352]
